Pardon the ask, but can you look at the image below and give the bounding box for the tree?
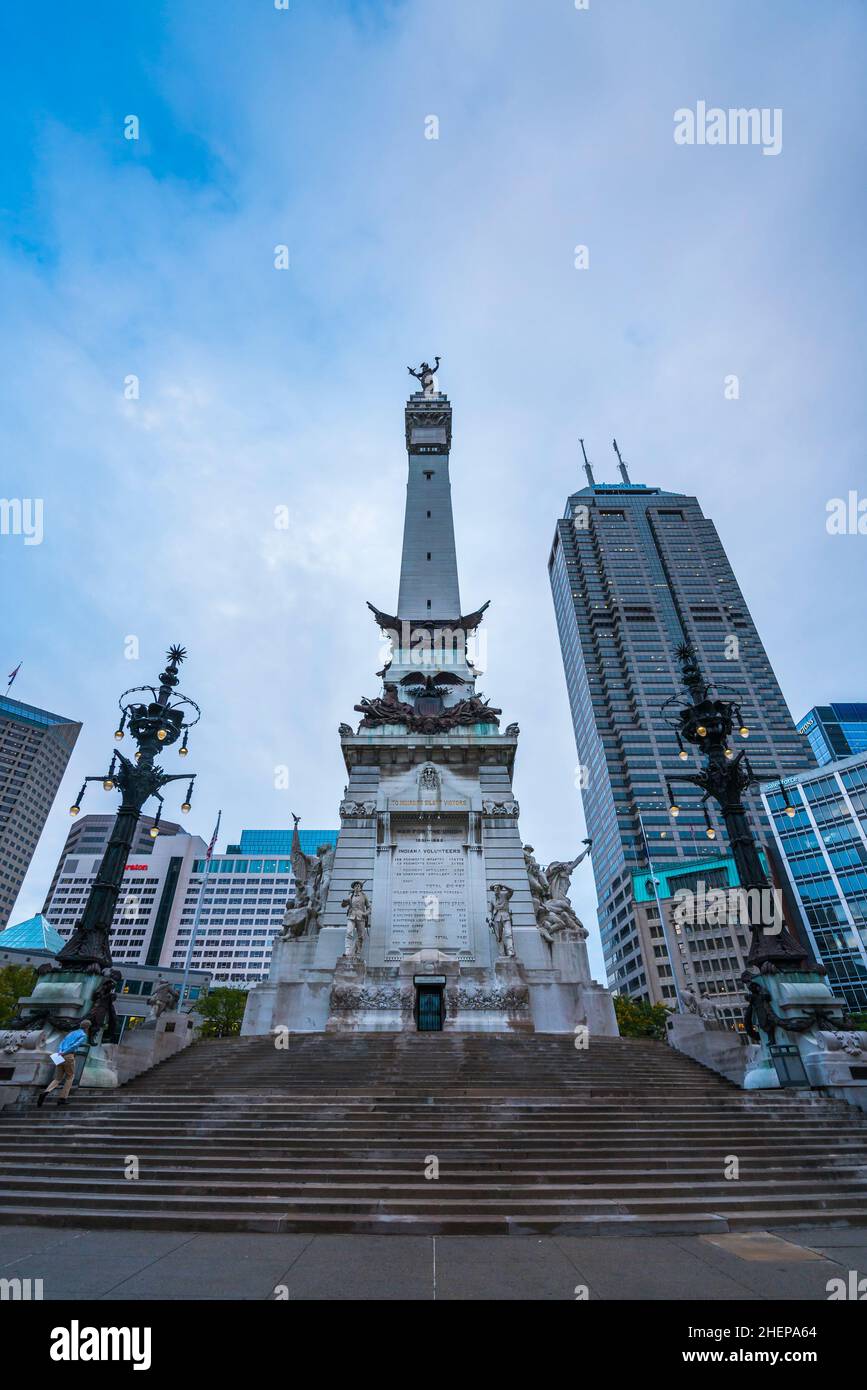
[614,992,671,1041]
[0,965,37,1028]
[193,987,248,1038]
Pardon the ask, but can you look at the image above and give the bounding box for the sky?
[1,0,865,982]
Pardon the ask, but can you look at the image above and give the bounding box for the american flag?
[6,662,21,693]
[205,810,222,862]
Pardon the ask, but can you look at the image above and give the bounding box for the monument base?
[243,934,619,1037]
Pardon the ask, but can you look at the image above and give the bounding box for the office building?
[42,822,338,988]
[0,693,81,929]
[797,704,867,767]
[761,753,867,1010]
[548,456,814,1005]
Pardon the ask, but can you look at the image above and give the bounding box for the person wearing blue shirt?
[37,1019,92,1107]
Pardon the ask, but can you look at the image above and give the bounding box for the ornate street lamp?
[57,645,200,972]
[661,641,809,972]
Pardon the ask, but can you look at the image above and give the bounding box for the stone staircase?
[1,1032,866,1234]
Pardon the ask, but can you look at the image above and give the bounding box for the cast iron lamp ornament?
[661,641,809,972]
[58,645,200,972]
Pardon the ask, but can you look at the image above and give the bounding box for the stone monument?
[242,367,618,1036]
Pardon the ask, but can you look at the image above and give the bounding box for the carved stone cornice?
[405,392,452,452]
[482,799,520,818]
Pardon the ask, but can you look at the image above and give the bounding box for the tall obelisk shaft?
[397,388,460,622]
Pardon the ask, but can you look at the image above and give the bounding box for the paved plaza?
[2,1224,865,1301]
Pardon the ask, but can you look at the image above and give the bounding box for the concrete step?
[3,1031,865,1235]
[4,1174,866,1202]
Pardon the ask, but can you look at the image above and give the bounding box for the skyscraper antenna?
[579,438,595,488]
[612,438,631,485]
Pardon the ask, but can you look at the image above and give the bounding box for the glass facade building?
[797,704,867,767]
[43,822,338,988]
[762,753,867,1010]
[548,471,814,1005]
[180,829,338,985]
[0,693,81,929]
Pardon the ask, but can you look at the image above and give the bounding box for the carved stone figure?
[340,799,376,818]
[316,842,335,912]
[525,841,592,944]
[408,357,441,396]
[681,987,719,1022]
[355,682,501,734]
[355,683,416,730]
[0,1028,46,1055]
[148,979,180,1020]
[488,883,516,959]
[290,814,321,909]
[281,905,310,940]
[454,984,529,1013]
[338,723,354,737]
[281,818,334,937]
[523,845,549,911]
[504,722,520,737]
[85,972,122,1043]
[332,984,402,1012]
[343,881,371,960]
[418,764,440,792]
[545,841,592,902]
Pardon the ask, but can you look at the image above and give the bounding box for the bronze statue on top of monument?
[407,356,441,397]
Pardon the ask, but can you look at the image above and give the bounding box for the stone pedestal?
[0,969,116,1109]
[742,971,864,1093]
[243,933,344,1036]
[668,1012,756,1086]
[326,958,405,1033]
[113,1011,198,1085]
[667,971,867,1113]
[520,929,619,1036]
[444,955,533,1033]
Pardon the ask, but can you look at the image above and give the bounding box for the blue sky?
[2,0,866,979]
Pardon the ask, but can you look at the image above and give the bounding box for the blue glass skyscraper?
[549,456,814,1006]
[797,704,867,767]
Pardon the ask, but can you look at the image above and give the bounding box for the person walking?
[37,1019,92,1107]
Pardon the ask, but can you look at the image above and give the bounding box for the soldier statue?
[342,881,371,960]
[488,883,516,959]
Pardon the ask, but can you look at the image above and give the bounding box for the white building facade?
[43,820,337,987]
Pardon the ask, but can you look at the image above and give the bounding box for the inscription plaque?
[389,822,469,953]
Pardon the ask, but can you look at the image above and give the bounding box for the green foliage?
[847,1010,867,1032]
[0,965,37,1028]
[193,987,248,1038]
[614,992,672,1040]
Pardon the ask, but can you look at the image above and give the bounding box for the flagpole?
[178,809,221,1013]
[5,662,21,696]
[637,807,684,1012]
